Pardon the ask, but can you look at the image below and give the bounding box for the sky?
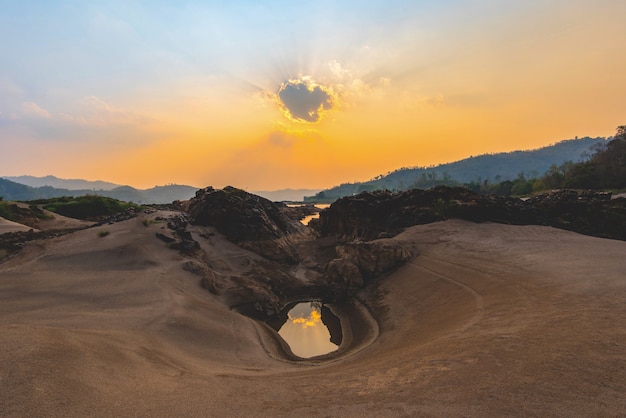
[1,0,625,190]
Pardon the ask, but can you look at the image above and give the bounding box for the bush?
[0,202,14,221]
[97,230,110,237]
[36,195,139,220]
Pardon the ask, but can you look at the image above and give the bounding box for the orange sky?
[1,1,625,190]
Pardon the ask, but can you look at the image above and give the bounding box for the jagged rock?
[336,241,413,280]
[324,240,413,299]
[180,186,304,263]
[316,187,522,240]
[167,215,188,232]
[157,214,202,255]
[316,186,626,241]
[182,186,301,241]
[527,189,626,239]
[320,305,343,346]
[326,258,363,293]
[181,260,207,276]
[155,232,176,243]
[227,275,284,319]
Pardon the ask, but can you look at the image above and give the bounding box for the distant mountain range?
[0,177,199,204]
[304,137,606,202]
[0,175,321,203]
[4,175,120,191]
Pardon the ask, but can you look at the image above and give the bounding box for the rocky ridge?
[316,186,626,241]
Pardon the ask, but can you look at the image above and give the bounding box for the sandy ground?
[0,203,93,234]
[1,215,625,417]
[0,217,37,233]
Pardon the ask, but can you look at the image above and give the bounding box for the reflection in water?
[278,302,338,358]
[300,204,331,226]
[300,214,319,225]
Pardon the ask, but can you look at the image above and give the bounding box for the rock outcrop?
[316,187,532,240]
[316,186,626,241]
[526,189,626,239]
[181,186,305,263]
[325,241,412,297]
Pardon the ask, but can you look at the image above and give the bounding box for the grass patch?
[28,205,54,220]
[30,195,140,220]
[97,230,110,237]
[0,201,15,221]
[142,218,154,227]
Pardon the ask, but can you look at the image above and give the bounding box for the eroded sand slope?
[1,215,625,416]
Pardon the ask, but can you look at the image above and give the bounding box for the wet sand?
[1,215,625,416]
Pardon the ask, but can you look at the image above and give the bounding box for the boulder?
[182,186,302,241]
[181,186,304,262]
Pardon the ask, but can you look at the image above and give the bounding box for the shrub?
[37,195,139,220]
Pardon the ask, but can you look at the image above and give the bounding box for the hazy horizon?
[2,134,604,192]
[2,1,625,190]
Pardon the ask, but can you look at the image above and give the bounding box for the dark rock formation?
[321,305,343,346]
[316,186,626,241]
[183,186,302,241]
[527,189,626,240]
[325,241,413,297]
[181,186,305,262]
[157,213,200,255]
[316,187,531,240]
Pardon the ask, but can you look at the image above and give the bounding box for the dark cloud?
[277,79,333,123]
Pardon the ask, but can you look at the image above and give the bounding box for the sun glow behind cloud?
[1,1,625,189]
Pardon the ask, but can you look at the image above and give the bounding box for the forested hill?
[305,137,605,202]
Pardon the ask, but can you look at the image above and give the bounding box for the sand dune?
[1,215,625,416]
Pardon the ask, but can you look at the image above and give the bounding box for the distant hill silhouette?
[305,137,606,202]
[2,175,322,203]
[4,175,120,191]
[0,178,199,204]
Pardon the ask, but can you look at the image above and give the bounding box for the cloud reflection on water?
[278,302,338,358]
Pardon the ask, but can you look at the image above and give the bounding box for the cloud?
[54,95,152,129]
[277,77,335,123]
[21,102,52,119]
[328,59,352,79]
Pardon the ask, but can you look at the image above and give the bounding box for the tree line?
[465,126,626,196]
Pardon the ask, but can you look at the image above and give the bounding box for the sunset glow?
[1,1,625,190]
